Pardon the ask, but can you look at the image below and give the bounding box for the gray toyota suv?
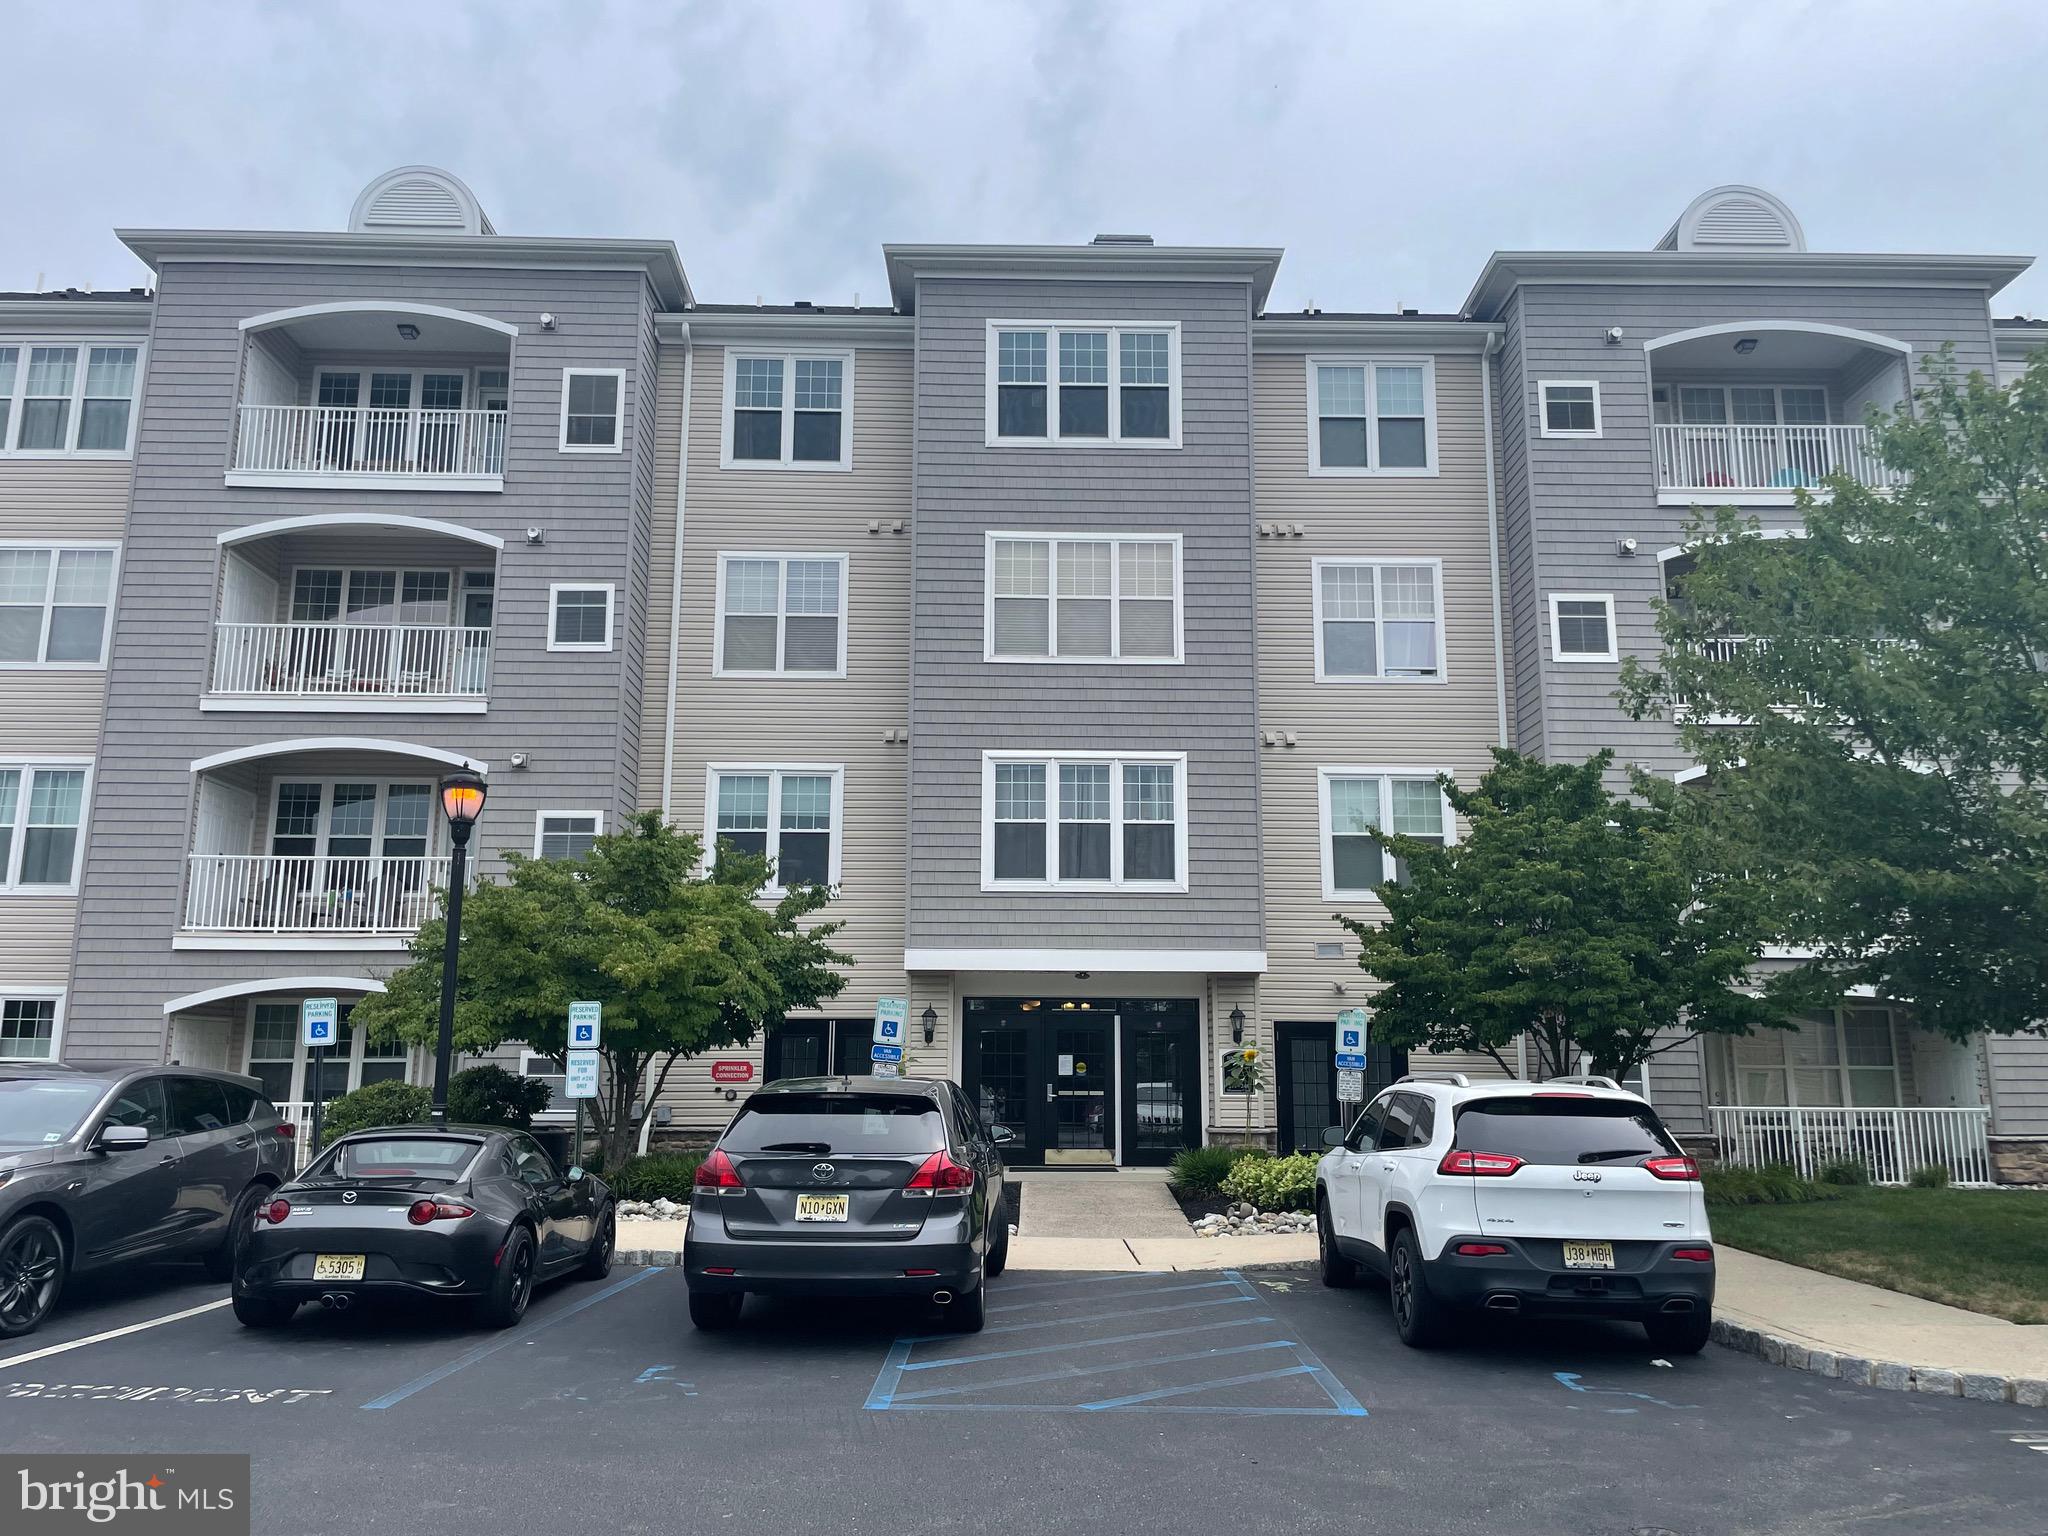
[0,1063,296,1336]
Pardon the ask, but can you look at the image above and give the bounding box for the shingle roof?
[0,287,153,302]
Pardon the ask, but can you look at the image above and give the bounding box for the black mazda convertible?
[232,1123,615,1330]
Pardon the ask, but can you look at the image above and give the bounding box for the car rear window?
[1453,1097,1680,1166]
[320,1137,481,1180]
[722,1094,946,1155]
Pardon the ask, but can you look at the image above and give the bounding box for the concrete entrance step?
[1009,1168,1191,1240]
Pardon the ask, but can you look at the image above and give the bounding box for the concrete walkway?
[1010,1168,1191,1239]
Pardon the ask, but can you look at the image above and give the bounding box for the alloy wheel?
[510,1245,534,1316]
[0,1226,61,1330]
[1392,1246,1414,1329]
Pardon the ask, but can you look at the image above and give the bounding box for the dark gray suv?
[0,1063,296,1337]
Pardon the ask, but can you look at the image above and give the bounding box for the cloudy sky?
[9,1,2048,314]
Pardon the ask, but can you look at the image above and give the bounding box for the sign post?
[566,1003,601,1162]
[871,998,907,1078]
[1334,1008,1369,1106]
[302,998,338,1155]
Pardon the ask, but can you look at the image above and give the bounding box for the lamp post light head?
[921,1006,937,1046]
[1229,1006,1246,1044]
[439,772,488,844]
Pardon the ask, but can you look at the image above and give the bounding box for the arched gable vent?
[348,166,496,236]
[1657,185,1806,253]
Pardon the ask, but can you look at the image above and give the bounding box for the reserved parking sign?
[301,997,338,1049]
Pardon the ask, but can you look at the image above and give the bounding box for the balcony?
[1710,1105,1993,1187]
[1653,423,1902,497]
[212,621,492,703]
[1667,634,1822,723]
[232,403,507,486]
[183,852,451,937]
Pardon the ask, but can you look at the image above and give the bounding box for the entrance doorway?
[1274,1021,1407,1156]
[763,1018,874,1082]
[962,998,1200,1167]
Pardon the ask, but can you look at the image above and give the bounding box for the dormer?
[1656,185,1806,253]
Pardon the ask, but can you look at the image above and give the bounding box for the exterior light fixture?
[921,1007,937,1046]
[430,770,488,1123]
[396,323,421,341]
[1733,337,1759,354]
[1230,1006,1246,1044]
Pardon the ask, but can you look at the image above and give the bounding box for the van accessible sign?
[872,997,907,1063]
[1334,1009,1368,1071]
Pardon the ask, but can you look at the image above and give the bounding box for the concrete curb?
[617,1248,682,1267]
[1709,1317,2048,1408]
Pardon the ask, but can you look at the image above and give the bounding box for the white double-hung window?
[0,762,91,890]
[1312,559,1442,682]
[0,544,118,666]
[1308,356,1436,474]
[723,351,852,469]
[706,765,843,890]
[983,751,1186,891]
[986,534,1181,662]
[715,553,848,676]
[987,322,1180,446]
[1318,769,1453,898]
[0,343,142,456]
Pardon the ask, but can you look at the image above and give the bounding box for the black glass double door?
[763,1018,875,1082]
[1274,1021,1407,1156]
[962,999,1200,1166]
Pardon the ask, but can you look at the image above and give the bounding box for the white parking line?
[0,1298,231,1371]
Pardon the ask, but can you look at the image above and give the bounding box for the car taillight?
[903,1150,974,1195]
[260,1198,291,1224]
[1671,1245,1714,1263]
[1454,1242,1509,1257]
[1438,1149,1524,1177]
[407,1199,475,1225]
[274,1122,295,1140]
[1643,1155,1700,1181]
[693,1149,744,1192]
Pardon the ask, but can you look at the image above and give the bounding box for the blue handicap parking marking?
[866,1270,1365,1417]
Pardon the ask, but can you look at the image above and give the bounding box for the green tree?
[1620,354,2048,1043]
[353,812,850,1166]
[1338,750,1798,1082]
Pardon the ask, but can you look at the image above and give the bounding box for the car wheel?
[578,1208,616,1281]
[0,1214,67,1339]
[688,1288,743,1330]
[206,1183,270,1283]
[1644,1306,1713,1355]
[477,1226,536,1330]
[1389,1227,1446,1348]
[1317,1195,1358,1288]
[945,1283,986,1334]
[985,1214,1011,1279]
[231,1291,296,1329]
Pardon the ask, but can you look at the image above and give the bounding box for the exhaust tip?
[932,1290,953,1306]
[1483,1294,1521,1312]
[1660,1297,1695,1314]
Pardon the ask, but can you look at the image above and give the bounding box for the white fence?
[233,403,508,479]
[1668,634,1822,720]
[1653,423,1901,494]
[211,621,492,699]
[1709,1105,1994,1187]
[184,853,452,935]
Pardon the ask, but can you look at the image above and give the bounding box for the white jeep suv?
[1314,1074,1715,1352]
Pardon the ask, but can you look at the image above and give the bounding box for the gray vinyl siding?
[1987,1033,2048,1135]
[905,277,1262,957]
[653,339,916,1126]
[1490,293,1544,761]
[62,259,659,1060]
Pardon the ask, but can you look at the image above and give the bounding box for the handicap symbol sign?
[301,997,338,1049]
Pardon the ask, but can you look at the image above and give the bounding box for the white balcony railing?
[211,621,492,700]
[1709,1105,1994,1187]
[233,404,508,480]
[1668,635,1823,721]
[183,853,452,935]
[1654,423,1902,495]
[275,1101,315,1170]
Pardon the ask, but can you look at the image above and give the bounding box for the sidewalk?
[616,1222,1314,1272]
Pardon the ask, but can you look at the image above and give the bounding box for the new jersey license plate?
[312,1253,366,1280]
[795,1194,849,1222]
[1562,1240,1615,1270]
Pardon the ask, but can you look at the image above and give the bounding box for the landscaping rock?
[1186,1208,1317,1237]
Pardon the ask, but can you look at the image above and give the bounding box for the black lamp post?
[431,770,487,1125]
[1229,1006,1245,1045]
[921,1006,937,1046]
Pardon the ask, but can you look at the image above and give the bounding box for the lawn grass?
[1708,1186,2048,1324]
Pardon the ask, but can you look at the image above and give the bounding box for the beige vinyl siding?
[0,896,83,991]
[1251,349,1507,1076]
[650,340,913,1129]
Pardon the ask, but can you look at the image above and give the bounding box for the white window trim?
[1538,380,1603,439]
[518,1049,577,1121]
[0,540,121,671]
[285,563,461,625]
[1548,592,1619,664]
[1304,354,1439,477]
[983,320,1183,449]
[1717,1006,1903,1109]
[547,582,616,653]
[1316,766,1457,902]
[703,762,846,895]
[718,348,856,471]
[262,777,443,865]
[1657,381,1833,427]
[532,809,605,858]
[0,338,146,459]
[243,996,411,1105]
[981,531,1184,665]
[979,750,1190,894]
[0,986,66,1062]
[557,367,626,454]
[711,553,850,679]
[0,757,95,894]
[1309,556,1447,685]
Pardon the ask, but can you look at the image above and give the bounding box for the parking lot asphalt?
[2,1261,2043,1536]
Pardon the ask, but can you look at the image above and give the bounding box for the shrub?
[1702,1163,1839,1207]
[1168,1144,1258,1198]
[1219,1151,1319,1212]
[605,1153,704,1203]
[448,1064,552,1130]
[1818,1156,1871,1187]
[1908,1163,1953,1190]
[319,1079,431,1143]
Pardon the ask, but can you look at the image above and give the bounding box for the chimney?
[1090,233,1155,246]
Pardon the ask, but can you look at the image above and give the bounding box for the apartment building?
[9,169,2044,1182]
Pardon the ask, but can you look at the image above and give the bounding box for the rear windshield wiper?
[1577,1149,1653,1164]
[754,1141,833,1154]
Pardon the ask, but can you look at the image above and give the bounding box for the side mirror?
[568,1166,585,1182]
[1321,1127,1344,1149]
[991,1125,1016,1146]
[97,1124,149,1152]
